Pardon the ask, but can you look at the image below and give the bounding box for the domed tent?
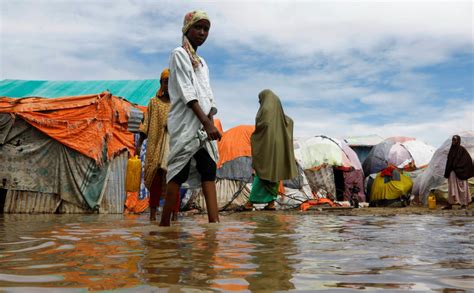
[216,125,254,183]
[362,137,436,177]
[294,135,365,202]
[413,132,474,205]
[184,125,312,211]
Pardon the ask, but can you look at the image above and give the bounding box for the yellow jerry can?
[125,155,141,192]
[428,193,437,210]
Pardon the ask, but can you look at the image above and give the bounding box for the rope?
[219,175,252,212]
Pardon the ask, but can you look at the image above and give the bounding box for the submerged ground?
[0,208,472,292]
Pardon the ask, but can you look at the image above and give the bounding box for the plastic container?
[125,155,141,192]
[428,193,437,210]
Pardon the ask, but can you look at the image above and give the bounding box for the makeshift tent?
[0,92,138,213]
[294,135,365,202]
[362,137,436,177]
[217,125,254,182]
[412,131,474,205]
[184,125,312,211]
[344,134,384,164]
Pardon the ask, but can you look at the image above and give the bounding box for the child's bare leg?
[171,190,180,221]
[149,172,163,221]
[202,180,219,223]
[160,181,180,226]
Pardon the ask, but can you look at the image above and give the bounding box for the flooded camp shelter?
[0,79,158,213]
[294,135,366,202]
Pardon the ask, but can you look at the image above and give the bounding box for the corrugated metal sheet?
[5,190,96,214]
[100,152,127,214]
[0,79,160,106]
[128,107,144,133]
[4,190,61,213]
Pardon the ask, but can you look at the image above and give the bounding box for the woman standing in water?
[443,135,473,209]
[246,89,298,210]
[160,10,221,226]
[136,68,176,221]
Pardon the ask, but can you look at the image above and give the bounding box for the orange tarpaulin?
[217,125,255,168]
[300,198,336,211]
[124,191,149,213]
[214,118,224,135]
[0,92,135,163]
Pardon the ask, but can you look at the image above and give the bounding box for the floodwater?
[0,213,472,292]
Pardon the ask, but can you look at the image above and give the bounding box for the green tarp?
[0,79,159,106]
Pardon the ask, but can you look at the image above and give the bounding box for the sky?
[1,0,473,147]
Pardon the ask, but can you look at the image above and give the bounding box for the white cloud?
[205,1,472,61]
[213,68,473,148]
[0,0,472,147]
[287,101,473,147]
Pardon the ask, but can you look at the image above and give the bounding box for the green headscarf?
[251,89,298,183]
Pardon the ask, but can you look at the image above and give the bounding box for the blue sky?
[1,0,472,147]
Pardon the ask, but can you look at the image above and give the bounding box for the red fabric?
[381,165,396,177]
[0,92,135,163]
[343,169,366,202]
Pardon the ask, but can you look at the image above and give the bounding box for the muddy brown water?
[0,213,472,292]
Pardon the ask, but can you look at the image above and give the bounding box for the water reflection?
[245,214,299,291]
[0,214,142,290]
[140,230,190,288]
[0,213,472,291]
[140,220,257,291]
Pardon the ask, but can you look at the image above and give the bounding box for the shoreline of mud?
[223,205,474,217]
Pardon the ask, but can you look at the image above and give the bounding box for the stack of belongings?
[0,92,138,213]
[369,165,413,207]
[363,136,436,206]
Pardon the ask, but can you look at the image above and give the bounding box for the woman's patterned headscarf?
[156,68,169,97]
[182,10,210,69]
